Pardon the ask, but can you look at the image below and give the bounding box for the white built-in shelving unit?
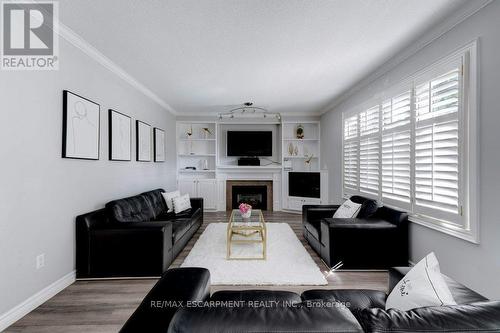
[176,122,218,210]
[176,120,327,212]
[281,121,320,172]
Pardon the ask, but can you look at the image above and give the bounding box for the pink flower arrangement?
[239,203,252,214]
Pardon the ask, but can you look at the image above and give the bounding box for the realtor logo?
[1,1,59,70]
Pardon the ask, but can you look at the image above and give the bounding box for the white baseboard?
[0,270,76,331]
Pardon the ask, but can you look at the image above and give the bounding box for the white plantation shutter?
[358,106,380,196]
[414,66,461,223]
[359,137,379,195]
[343,141,358,192]
[416,68,460,122]
[343,114,359,193]
[360,106,380,136]
[344,115,358,139]
[382,131,411,204]
[381,90,412,206]
[383,91,411,130]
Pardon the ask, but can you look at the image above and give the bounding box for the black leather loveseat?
[120,267,500,333]
[76,189,203,278]
[303,196,408,269]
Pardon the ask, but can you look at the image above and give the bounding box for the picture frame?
[108,109,131,161]
[62,90,100,160]
[136,120,151,162]
[153,127,165,162]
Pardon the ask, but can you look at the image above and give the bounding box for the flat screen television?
[227,131,273,156]
[288,172,320,198]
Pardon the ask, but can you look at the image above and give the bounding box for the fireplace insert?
[232,185,268,210]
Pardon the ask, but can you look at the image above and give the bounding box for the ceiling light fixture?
[218,102,281,121]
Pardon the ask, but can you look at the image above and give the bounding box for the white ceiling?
[59,0,467,115]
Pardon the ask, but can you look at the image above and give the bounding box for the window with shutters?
[341,42,478,243]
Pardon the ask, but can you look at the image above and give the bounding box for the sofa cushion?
[171,219,192,242]
[105,195,155,223]
[355,301,500,333]
[389,267,488,304]
[141,189,167,218]
[301,289,387,310]
[333,199,362,218]
[385,253,456,311]
[169,304,364,333]
[350,196,379,218]
[211,290,301,304]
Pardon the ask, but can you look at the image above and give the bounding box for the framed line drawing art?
[136,120,151,162]
[108,109,131,161]
[62,90,100,160]
[154,128,165,162]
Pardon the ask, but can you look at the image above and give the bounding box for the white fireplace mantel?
[216,166,282,211]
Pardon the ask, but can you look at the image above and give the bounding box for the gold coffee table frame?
[227,209,267,260]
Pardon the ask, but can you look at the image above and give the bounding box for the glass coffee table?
[227,209,267,260]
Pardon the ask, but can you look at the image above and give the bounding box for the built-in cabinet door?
[178,179,197,198]
[197,179,217,210]
[287,196,321,211]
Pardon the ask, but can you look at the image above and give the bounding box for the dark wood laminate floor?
[7,211,388,333]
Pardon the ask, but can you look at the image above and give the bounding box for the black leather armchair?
[303,196,408,269]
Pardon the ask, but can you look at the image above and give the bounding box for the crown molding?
[319,0,493,115]
[57,23,178,115]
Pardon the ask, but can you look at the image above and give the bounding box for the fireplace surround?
[226,180,273,211]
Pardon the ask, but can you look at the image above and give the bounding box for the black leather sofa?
[302,196,408,269]
[120,267,500,333]
[76,189,203,278]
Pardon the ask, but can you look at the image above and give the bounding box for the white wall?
[0,37,177,317]
[320,1,500,298]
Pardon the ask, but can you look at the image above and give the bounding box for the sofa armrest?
[373,206,408,226]
[190,197,203,212]
[82,223,173,278]
[120,267,211,333]
[302,205,340,224]
[355,301,500,333]
[388,267,411,294]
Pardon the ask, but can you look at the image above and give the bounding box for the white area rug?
[181,223,327,285]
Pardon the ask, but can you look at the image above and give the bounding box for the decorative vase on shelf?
[296,124,304,139]
[239,203,252,219]
[202,127,212,139]
[305,154,314,171]
[288,143,294,156]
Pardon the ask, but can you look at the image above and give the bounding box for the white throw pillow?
[332,199,362,218]
[162,190,180,213]
[385,253,456,311]
[173,194,192,214]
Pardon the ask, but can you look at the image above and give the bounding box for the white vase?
[241,210,252,219]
